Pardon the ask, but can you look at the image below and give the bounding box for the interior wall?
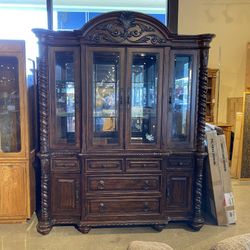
[179,0,250,123]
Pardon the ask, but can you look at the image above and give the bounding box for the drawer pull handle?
[178,162,184,166]
[143,202,149,212]
[99,203,106,213]
[97,180,105,190]
[143,180,150,190]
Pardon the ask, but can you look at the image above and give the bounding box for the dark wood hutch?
[33,11,214,234]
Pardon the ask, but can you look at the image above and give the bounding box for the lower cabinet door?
[0,163,27,220]
[166,172,193,215]
[51,174,80,215]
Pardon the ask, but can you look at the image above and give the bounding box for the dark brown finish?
[51,174,80,215]
[167,0,179,33]
[33,11,214,234]
[46,0,53,30]
[166,172,193,213]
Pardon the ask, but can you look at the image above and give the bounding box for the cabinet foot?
[37,221,52,235]
[152,224,165,232]
[189,217,204,231]
[78,225,91,234]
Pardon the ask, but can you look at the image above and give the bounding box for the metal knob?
[97,180,105,190]
[143,180,150,190]
[143,202,149,212]
[99,202,106,213]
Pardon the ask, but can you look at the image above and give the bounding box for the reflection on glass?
[171,55,192,141]
[0,57,21,152]
[130,53,159,144]
[92,52,120,145]
[55,52,76,143]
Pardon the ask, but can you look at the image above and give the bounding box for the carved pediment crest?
[84,11,166,45]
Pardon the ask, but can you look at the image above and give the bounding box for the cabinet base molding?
[77,221,168,234]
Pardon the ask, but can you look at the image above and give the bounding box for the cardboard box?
[206,130,236,225]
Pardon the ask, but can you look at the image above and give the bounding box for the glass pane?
[130,53,159,144]
[0,57,21,152]
[55,51,76,143]
[171,55,192,141]
[92,52,120,145]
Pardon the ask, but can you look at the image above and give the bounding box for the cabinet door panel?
[87,47,125,149]
[126,48,163,149]
[0,163,26,218]
[49,47,80,149]
[166,51,197,150]
[0,56,21,153]
[166,172,192,212]
[51,174,80,215]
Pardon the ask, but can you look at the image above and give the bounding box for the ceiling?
[0,0,167,13]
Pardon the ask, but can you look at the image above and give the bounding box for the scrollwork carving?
[84,11,166,45]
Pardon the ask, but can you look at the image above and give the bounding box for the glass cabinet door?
[0,56,21,153]
[50,48,80,148]
[87,48,124,148]
[168,51,197,149]
[127,49,163,148]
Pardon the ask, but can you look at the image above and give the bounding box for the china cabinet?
[33,11,214,234]
[0,40,35,222]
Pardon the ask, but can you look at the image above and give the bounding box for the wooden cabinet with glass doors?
[33,11,214,234]
[0,40,35,223]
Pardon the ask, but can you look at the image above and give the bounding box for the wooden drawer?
[86,159,123,173]
[167,157,193,168]
[87,176,160,193]
[86,198,161,216]
[126,159,161,172]
[51,159,80,172]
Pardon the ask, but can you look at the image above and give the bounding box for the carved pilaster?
[37,156,52,234]
[197,47,209,153]
[192,40,213,230]
[191,153,206,231]
[36,56,51,234]
[37,57,49,153]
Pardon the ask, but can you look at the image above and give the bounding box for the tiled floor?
[1,179,249,250]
